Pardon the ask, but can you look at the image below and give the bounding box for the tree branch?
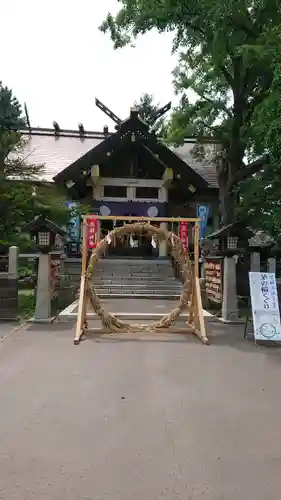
[246,85,272,122]
[227,155,269,190]
[220,65,234,87]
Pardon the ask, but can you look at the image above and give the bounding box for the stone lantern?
[203,221,253,322]
[25,216,66,322]
[25,215,66,253]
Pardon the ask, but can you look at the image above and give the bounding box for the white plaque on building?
[249,272,281,342]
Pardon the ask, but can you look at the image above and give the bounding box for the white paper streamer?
[106,235,112,245]
[151,236,157,249]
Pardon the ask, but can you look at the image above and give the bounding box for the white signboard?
[249,272,281,342]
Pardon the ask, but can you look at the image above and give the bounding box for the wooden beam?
[162,167,173,188]
[153,101,171,122]
[142,144,167,169]
[95,97,122,125]
[91,165,100,186]
[84,215,200,223]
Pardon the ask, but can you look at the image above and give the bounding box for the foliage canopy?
[0,82,69,249]
[101,1,281,232]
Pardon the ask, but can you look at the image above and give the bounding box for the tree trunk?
[218,177,237,226]
[217,149,244,227]
[0,150,4,180]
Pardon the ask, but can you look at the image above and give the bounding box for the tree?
[100,1,281,225]
[0,82,69,249]
[236,25,281,240]
[133,93,166,134]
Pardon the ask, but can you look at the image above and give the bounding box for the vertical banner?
[179,221,189,249]
[87,216,99,249]
[66,202,81,242]
[196,205,210,239]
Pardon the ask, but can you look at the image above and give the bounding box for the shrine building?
[21,99,219,257]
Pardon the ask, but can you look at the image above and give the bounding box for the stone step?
[94,275,178,280]
[96,263,173,267]
[96,293,180,300]
[92,275,179,283]
[93,283,181,292]
[97,258,171,264]
[94,278,175,282]
[95,287,181,296]
[94,286,179,294]
[93,283,181,290]
[95,272,174,276]
[95,265,174,271]
[65,259,181,297]
[95,268,174,274]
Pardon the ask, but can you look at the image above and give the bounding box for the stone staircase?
[91,258,181,299]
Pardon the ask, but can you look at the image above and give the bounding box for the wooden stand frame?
[74,216,209,345]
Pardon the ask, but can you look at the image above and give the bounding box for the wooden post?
[192,222,209,344]
[74,217,88,345]
[194,222,199,280]
[194,277,209,344]
[81,217,88,276]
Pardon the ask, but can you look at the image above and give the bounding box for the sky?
[1,0,178,131]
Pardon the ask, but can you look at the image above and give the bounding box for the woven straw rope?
[85,222,193,332]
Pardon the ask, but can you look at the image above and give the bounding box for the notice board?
[249,272,281,342]
[204,258,223,306]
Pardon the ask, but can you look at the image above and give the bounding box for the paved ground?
[99,298,180,313]
[0,320,23,341]
[0,320,281,499]
[84,298,181,314]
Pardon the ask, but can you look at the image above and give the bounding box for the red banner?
[179,221,189,249]
[87,217,99,249]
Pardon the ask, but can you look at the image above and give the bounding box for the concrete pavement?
[0,321,281,499]
[0,320,26,343]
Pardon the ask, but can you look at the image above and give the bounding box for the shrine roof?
[16,118,218,188]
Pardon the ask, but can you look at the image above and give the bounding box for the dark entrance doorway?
[100,215,159,259]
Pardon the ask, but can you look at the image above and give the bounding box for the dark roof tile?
[172,143,218,188]
[16,129,218,188]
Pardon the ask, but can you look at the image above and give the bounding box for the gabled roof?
[18,119,218,187]
[206,222,247,239]
[24,215,67,237]
[53,114,209,191]
[207,222,275,248]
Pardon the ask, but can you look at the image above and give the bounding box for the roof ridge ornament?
[95,97,121,125]
[53,121,60,135]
